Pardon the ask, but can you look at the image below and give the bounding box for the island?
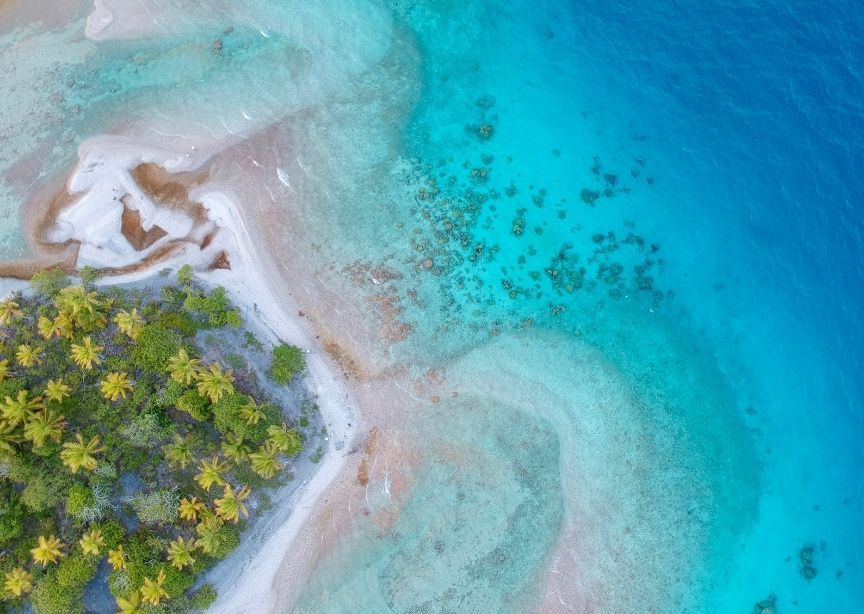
[0,266,318,613]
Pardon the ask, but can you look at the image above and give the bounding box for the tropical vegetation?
[0,268,308,612]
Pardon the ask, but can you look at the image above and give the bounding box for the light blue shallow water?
[1,0,862,611]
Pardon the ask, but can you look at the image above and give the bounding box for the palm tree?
[113,308,144,339]
[166,536,196,569]
[194,455,229,491]
[57,285,101,315]
[196,364,234,403]
[15,344,42,368]
[164,433,196,469]
[0,419,23,458]
[31,535,64,566]
[178,496,206,522]
[100,372,133,401]
[0,299,23,325]
[214,484,251,523]
[37,315,61,340]
[116,591,144,614]
[194,514,224,554]
[0,358,9,384]
[240,398,263,425]
[2,390,44,426]
[23,409,66,448]
[267,423,303,456]
[3,566,33,597]
[81,308,108,332]
[249,441,283,479]
[221,434,251,464]
[53,311,75,339]
[107,545,127,571]
[79,527,105,556]
[167,348,200,385]
[70,336,103,370]
[139,568,169,606]
[44,379,71,403]
[56,285,105,332]
[60,433,104,473]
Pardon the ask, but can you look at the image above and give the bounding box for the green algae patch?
[0,273,305,612]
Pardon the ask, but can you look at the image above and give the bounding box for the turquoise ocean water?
[1,1,861,611]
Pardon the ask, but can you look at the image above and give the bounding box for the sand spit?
[7,134,362,613]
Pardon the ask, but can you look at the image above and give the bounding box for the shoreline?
[191,192,362,613]
[1,135,363,613]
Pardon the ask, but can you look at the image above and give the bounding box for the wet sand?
[0,0,89,32]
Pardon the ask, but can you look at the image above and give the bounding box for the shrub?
[212,394,276,444]
[212,393,248,439]
[56,553,98,589]
[20,471,68,514]
[177,389,211,421]
[162,564,196,598]
[130,490,179,525]
[107,570,132,598]
[161,284,185,308]
[0,377,26,401]
[30,573,84,614]
[122,531,167,587]
[121,413,168,448]
[269,344,305,385]
[100,520,126,549]
[155,310,198,337]
[224,310,243,328]
[177,264,194,286]
[157,379,184,409]
[183,287,220,320]
[75,482,112,523]
[131,324,180,371]
[65,484,93,518]
[0,497,25,545]
[190,583,218,609]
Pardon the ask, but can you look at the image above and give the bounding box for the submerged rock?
[752,593,777,614]
[798,544,818,580]
[580,188,601,205]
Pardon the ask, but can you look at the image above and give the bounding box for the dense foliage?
[0,271,305,613]
[269,344,306,386]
